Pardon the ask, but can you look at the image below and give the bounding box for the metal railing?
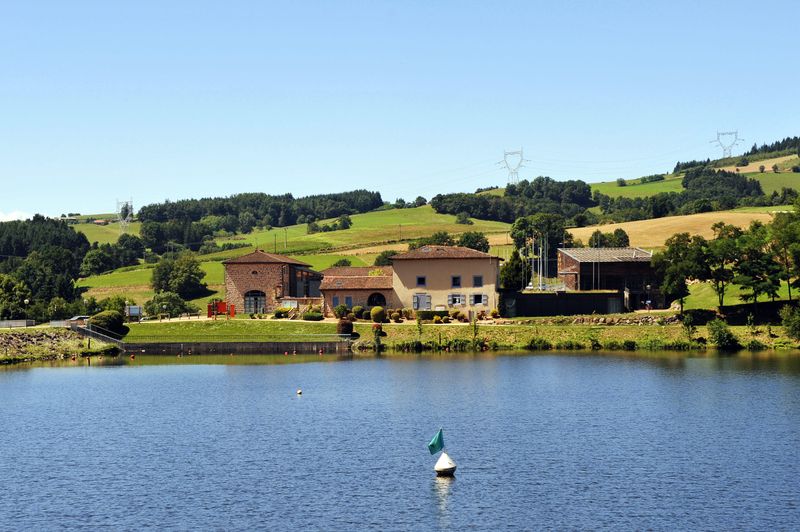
[124,333,351,344]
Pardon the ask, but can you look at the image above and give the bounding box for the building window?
[451,276,461,288]
[332,296,340,308]
[472,294,487,305]
[416,276,426,287]
[473,275,483,287]
[251,270,259,276]
[448,294,464,306]
[413,294,431,310]
[244,290,267,314]
[345,296,353,308]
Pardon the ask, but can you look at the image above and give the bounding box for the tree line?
[138,190,383,252]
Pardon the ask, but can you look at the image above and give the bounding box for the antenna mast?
[710,131,744,159]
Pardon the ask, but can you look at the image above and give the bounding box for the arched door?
[367,292,386,307]
[244,290,267,313]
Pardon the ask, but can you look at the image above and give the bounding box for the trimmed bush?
[391,312,402,323]
[273,307,293,319]
[89,310,128,336]
[442,316,451,323]
[352,306,364,318]
[302,312,324,321]
[370,306,386,323]
[361,309,371,320]
[336,319,354,336]
[416,310,449,321]
[433,315,442,324]
[333,304,348,319]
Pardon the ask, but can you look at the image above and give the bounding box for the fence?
[0,320,35,328]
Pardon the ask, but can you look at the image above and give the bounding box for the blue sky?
[1,0,798,219]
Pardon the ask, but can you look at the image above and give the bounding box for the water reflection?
[2,350,800,375]
[432,476,455,529]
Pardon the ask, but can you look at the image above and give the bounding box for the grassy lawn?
[684,280,795,310]
[742,171,800,195]
[120,317,799,351]
[590,175,684,198]
[74,221,142,244]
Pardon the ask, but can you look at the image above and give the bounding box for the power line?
[710,131,744,159]
[498,148,529,185]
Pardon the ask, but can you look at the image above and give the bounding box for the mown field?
[589,175,684,198]
[569,206,787,248]
[74,221,142,244]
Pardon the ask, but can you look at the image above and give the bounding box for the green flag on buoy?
[428,428,444,455]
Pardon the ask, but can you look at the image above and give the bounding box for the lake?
[1,352,799,530]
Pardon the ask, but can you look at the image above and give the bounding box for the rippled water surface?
[1,352,799,530]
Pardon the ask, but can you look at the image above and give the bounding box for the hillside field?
[569,206,787,248]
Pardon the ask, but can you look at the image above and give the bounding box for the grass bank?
[121,317,799,352]
[0,328,117,364]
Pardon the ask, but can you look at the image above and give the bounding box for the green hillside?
[589,175,684,198]
[74,220,142,244]
[77,205,511,306]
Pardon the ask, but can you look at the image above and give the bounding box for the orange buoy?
[130,354,135,360]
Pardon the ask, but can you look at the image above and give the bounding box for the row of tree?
[653,208,800,313]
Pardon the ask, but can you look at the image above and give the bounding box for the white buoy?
[434,452,457,477]
[296,388,302,395]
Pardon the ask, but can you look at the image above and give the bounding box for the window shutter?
[413,295,419,310]
[426,295,432,310]
[461,295,467,306]
[447,294,453,306]
[482,294,488,305]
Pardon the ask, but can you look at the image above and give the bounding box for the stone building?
[223,250,322,314]
[319,266,401,316]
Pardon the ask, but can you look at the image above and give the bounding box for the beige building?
[391,245,502,312]
[319,266,402,315]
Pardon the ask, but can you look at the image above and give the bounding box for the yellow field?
[717,154,798,173]
[569,209,780,248]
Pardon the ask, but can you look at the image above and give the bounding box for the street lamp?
[645,284,652,312]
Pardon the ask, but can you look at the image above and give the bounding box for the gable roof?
[392,245,501,261]
[558,247,652,263]
[320,266,394,290]
[222,249,311,267]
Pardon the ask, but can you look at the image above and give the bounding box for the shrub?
[361,309,371,320]
[442,316,451,323]
[302,312,324,321]
[603,340,622,350]
[455,211,473,225]
[780,305,800,340]
[622,340,637,351]
[144,292,197,318]
[346,312,356,321]
[616,178,627,187]
[370,306,386,323]
[792,165,800,173]
[707,318,741,351]
[391,312,402,323]
[746,339,767,351]
[555,340,585,350]
[433,315,442,324]
[449,309,462,319]
[273,307,293,319]
[89,310,128,336]
[352,306,364,318]
[336,318,354,336]
[416,310,449,320]
[527,337,553,350]
[490,308,499,318]
[333,304,349,319]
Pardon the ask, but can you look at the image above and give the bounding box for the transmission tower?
[710,131,744,159]
[116,199,133,234]
[498,148,529,185]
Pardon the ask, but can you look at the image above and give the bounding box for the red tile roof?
[392,245,501,261]
[320,266,394,290]
[222,249,310,266]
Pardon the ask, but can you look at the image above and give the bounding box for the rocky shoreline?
[0,329,117,364]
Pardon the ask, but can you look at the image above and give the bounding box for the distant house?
[557,247,662,310]
[320,266,400,315]
[223,250,322,314]
[391,245,502,312]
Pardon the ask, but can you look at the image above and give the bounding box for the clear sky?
[1,0,798,220]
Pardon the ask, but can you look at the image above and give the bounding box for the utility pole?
[710,131,744,159]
